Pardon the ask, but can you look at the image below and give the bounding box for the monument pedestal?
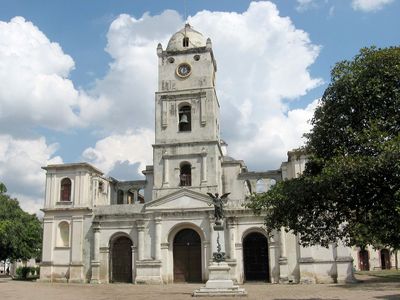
[193,262,247,297]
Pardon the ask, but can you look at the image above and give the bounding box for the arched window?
[179,105,191,132]
[117,190,124,205]
[60,178,72,201]
[127,191,134,204]
[180,162,192,186]
[138,188,145,203]
[256,179,267,193]
[57,221,70,247]
[183,37,189,47]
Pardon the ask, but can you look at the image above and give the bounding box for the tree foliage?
[247,47,400,248]
[0,183,42,262]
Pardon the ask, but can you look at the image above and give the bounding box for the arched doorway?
[111,236,132,283]
[358,249,370,271]
[381,249,391,269]
[243,232,269,282]
[173,228,201,282]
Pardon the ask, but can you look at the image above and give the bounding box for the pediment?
[146,189,213,211]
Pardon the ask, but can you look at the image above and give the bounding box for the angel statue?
[207,192,230,224]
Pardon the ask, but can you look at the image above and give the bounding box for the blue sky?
[0,0,399,214]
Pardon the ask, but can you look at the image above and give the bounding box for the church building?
[39,24,355,284]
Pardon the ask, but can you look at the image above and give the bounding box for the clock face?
[176,63,192,78]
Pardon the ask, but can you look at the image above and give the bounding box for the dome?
[166,24,206,52]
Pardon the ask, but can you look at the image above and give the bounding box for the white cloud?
[90,11,183,131]
[82,129,154,176]
[352,0,394,12]
[188,2,321,168]
[12,193,44,217]
[0,17,109,135]
[0,134,62,214]
[296,0,318,12]
[230,99,319,169]
[79,2,322,173]
[82,1,322,172]
[1,2,323,202]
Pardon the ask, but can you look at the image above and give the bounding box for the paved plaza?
[1,274,399,300]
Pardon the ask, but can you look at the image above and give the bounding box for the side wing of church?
[39,24,354,284]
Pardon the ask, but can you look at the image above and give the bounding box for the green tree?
[247,47,400,249]
[0,183,42,262]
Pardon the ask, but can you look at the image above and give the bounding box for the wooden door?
[111,236,132,283]
[173,229,201,282]
[359,250,370,271]
[381,249,391,269]
[243,232,269,281]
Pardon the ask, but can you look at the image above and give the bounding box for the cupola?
[166,24,206,52]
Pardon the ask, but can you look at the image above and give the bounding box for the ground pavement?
[1,274,399,300]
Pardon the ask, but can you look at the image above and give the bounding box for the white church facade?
[39,24,355,284]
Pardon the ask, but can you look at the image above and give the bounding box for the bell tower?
[152,24,222,200]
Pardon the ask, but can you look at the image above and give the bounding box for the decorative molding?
[99,247,109,253]
[335,256,354,262]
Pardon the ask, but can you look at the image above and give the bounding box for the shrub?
[15,266,37,280]
[16,266,31,279]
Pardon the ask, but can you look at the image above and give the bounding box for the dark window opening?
[117,190,124,204]
[127,191,134,204]
[179,105,191,132]
[60,178,71,201]
[183,37,189,47]
[138,188,145,203]
[98,181,104,192]
[180,162,192,186]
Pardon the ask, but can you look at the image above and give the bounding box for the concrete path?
[1,275,399,300]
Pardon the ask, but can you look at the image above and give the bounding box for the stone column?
[163,151,169,186]
[44,174,51,208]
[280,228,287,257]
[208,213,216,255]
[279,227,289,283]
[99,246,109,283]
[201,149,207,183]
[123,191,128,204]
[70,216,84,283]
[131,245,137,282]
[40,217,54,281]
[90,223,101,283]
[154,216,162,260]
[227,217,236,259]
[269,230,280,284]
[137,221,145,261]
[51,173,57,204]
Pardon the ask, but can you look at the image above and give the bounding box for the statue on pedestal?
[207,192,230,225]
[207,192,230,263]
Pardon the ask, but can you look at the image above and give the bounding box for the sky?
[0,0,399,215]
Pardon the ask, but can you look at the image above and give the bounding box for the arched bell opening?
[178,105,191,132]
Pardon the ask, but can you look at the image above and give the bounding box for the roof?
[166,24,206,52]
[42,162,103,175]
